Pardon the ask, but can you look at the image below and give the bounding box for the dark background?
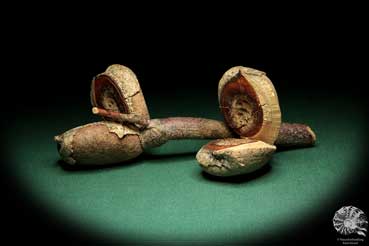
[2,4,368,245]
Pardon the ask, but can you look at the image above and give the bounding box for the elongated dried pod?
[55,122,143,165]
[90,64,150,128]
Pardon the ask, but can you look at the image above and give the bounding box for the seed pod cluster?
[55,64,316,177]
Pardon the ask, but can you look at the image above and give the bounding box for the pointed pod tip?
[307,126,317,144]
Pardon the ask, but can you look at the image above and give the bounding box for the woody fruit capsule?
[54,65,316,167]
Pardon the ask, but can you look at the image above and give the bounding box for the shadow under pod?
[200,163,272,184]
[141,152,196,162]
[56,151,197,172]
[56,158,142,172]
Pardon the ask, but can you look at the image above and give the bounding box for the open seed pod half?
[218,66,281,144]
[197,66,281,176]
[196,138,276,176]
[91,64,150,127]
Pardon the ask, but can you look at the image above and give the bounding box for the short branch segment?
[150,117,234,140]
[92,107,149,127]
[140,117,235,149]
[142,118,316,148]
[91,108,316,149]
[275,123,316,147]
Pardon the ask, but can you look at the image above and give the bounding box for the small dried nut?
[196,138,276,176]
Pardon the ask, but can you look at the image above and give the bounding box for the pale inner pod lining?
[229,94,261,134]
[101,86,120,112]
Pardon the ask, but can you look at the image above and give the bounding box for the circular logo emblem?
[333,206,368,237]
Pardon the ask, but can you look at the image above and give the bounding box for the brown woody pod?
[218,66,282,144]
[196,138,276,176]
[91,64,150,127]
[54,122,143,165]
[197,66,282,176]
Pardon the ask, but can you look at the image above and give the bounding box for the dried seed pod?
[91,64,150,127]
[196,66,281,177]
[196,138,276,176]
[218,66,281,144]
[54,122,143,165]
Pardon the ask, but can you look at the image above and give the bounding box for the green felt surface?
[6,90,367,243]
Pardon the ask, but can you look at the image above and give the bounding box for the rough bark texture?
[275,123,316,147]
[92,107,149,128]
[55,122,143,165]
[143,118,316,148]
[140,117,235,149]
[151,117,234,139]
[196,138,276,176]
